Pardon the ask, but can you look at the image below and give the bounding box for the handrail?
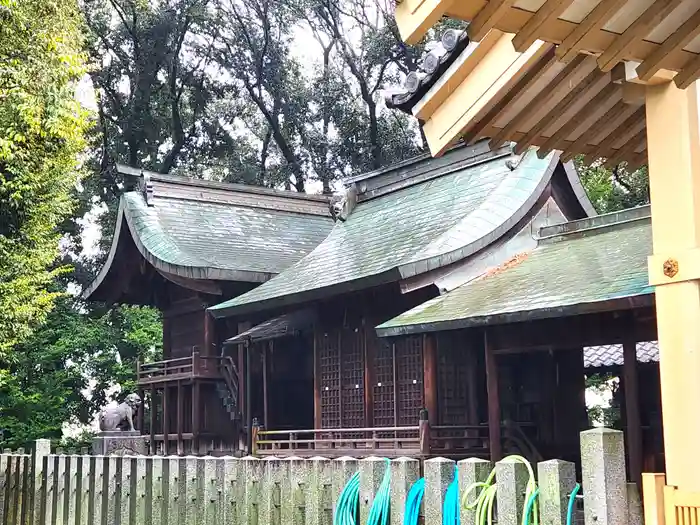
[257,425,420,436]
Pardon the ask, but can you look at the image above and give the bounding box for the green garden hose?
[461,455,538,525]
[566,483,581,525]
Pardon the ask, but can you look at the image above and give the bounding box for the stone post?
[391,457,420,525]
[32,439,51,525]
[282,457,307,525]
[627,483,643,525]
[240,456,263,525]
[580,428,627,525]
[459,457,492,525]
[538,459,576,525]
[424,457,455,525]
[360,457,389,524]
[307,457,332,525]
[262,457,286,525]
[496,457,530,525]
[332,456,358,517]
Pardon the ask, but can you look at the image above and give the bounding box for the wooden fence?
[0,428,640,525]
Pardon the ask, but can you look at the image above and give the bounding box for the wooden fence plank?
[203,457,217,525]
[20,455,31,525]
[105,457,118,525]
[79,456,90,525]
[0,452,8,525]
[66,457,78,525]
[55,456,66,525]
[135,457,147,525]
[120,457,132,525]
[166,458,179,525]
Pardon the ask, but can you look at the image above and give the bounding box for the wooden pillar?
[313,331,321,429]
[137,386,145,433]
[263,341,270,428]
[149,386,156,455]
[645,79,700,490]
[245,342,252,453]
[237,322,250,424]
[363,319,375,428]
[192,384,201,454]
[176,380,184,455]
[162,385,170,455]
[204,311,215,357]
[423,333,438,425]
[623,340,643,489]
[485,331,502,462]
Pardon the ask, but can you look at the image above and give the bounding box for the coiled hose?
[566,483,581,525]
[334,471,360,525]
[403,478,425,525]
[333,460,392,525]
[461,455,538,525]
[443,465,461,525]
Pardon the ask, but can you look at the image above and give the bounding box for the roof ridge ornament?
[329,186,357,223]
[140,170,154,206]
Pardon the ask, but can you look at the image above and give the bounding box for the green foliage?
[0,291,162,449]
[0,0,90,353]
[575,156,649,214]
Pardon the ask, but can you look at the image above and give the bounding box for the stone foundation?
[92,430,148,456]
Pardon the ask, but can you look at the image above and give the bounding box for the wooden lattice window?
[438,333,471,425]
[340,326,364,429]
[373,339,395,429]
[319,331,341,428]
[396,336,424,427]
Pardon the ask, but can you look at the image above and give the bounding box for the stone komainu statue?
[98,393,142,432]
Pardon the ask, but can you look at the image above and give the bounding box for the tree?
[0,288,162,449]
[575,157,650,214]
[0,0,89,354]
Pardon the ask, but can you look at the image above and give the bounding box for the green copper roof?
[121,192,332,280]
[210,146,563,317]
[84,173,333,301]
[375,207,654,337]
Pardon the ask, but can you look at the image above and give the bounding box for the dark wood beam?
[364,319,375,428]
[423,333,438,425]
[162,385,169,456]
[263,342,270,428]
[623,339,643,488]
[177,381,184,455]
[150,387,156,455]
[487,309,656,353]
[485,332,502,462]
[313,333,321,429]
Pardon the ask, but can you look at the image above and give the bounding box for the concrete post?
[424,457,455,525]
[332,456,358,517]
[459,457,493,525]
[241,456,263,525]
[391,457,420,525]
[627,483,643,525]
[580,428,627,525]
[496,457,530,525]
[262,457,286,525]
[31,439,51,525]
[360,457,389,524]
[307,457,332,525]
[282,457,307,525]
[538,459,577,525]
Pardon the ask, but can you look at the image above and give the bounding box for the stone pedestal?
[92,431,148,456]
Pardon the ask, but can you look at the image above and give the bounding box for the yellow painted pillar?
[645,79,700,491]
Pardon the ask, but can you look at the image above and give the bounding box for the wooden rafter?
[467,0,516,42]
[605,128,647,168]
[581,105,646,162]
[597,0,686,73]
[556,0,628,63]
[462,45,558,144]
[514,68,609,155]
[636,7,700,82]
[512,0,576,53]
[489,54,590,150]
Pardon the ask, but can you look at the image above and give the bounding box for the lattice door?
[396,336,424,426]
[373,339,395,429]
[340,325,365,429]
[437,333,470,425]
[318,331,341,429]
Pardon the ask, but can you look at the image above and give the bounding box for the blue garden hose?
[566,483,581,525]
[443,464,461,525]
[367,459,392,525]
[403,478,425,525]
[524,488,540,525]
[334,471,360,525]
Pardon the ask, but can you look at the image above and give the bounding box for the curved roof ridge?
[399,149,558,278]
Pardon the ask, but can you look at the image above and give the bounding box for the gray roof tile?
[584,341,659,368]
[376,209,654,336]
[210,147,561,317]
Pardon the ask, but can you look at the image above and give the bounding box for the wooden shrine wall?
[314,286,434,430]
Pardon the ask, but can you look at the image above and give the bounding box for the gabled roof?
[209,142,593,318]
[83,167,333,302]
[376,205,653,337]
